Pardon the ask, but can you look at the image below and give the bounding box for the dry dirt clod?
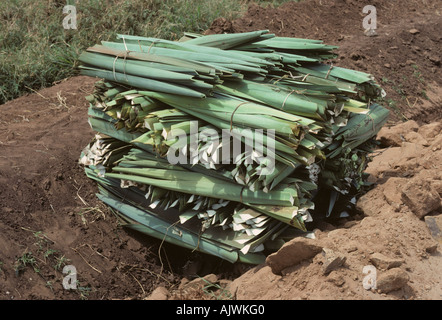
[144,286,169,300]
[370,252,404,270]
[179,273,218,292]
[424,215,442,243]
[401,180,441,219]
[382,177,407,210]
[376,120,419,147]
[418,122,442,142]
[404,132,429,146]
[265,237,323,275]
[321,248,347,275]
[326,271,346,287]
[376,268,410,294]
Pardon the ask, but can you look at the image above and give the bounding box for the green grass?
[14,251,40,275]
[0,0,293,105]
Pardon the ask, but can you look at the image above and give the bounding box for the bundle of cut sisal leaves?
[79,30,389,264]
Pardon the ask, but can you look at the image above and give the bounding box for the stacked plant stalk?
[78,30,389,264]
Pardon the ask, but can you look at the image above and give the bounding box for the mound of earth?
[217,120,442,300]
[0,0,441,301]
[206,0,442,124]
[0,77,181,299]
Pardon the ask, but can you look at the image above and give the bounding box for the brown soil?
[0,0,441,301]
[207,0,442,124]
[0,77,174,299]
